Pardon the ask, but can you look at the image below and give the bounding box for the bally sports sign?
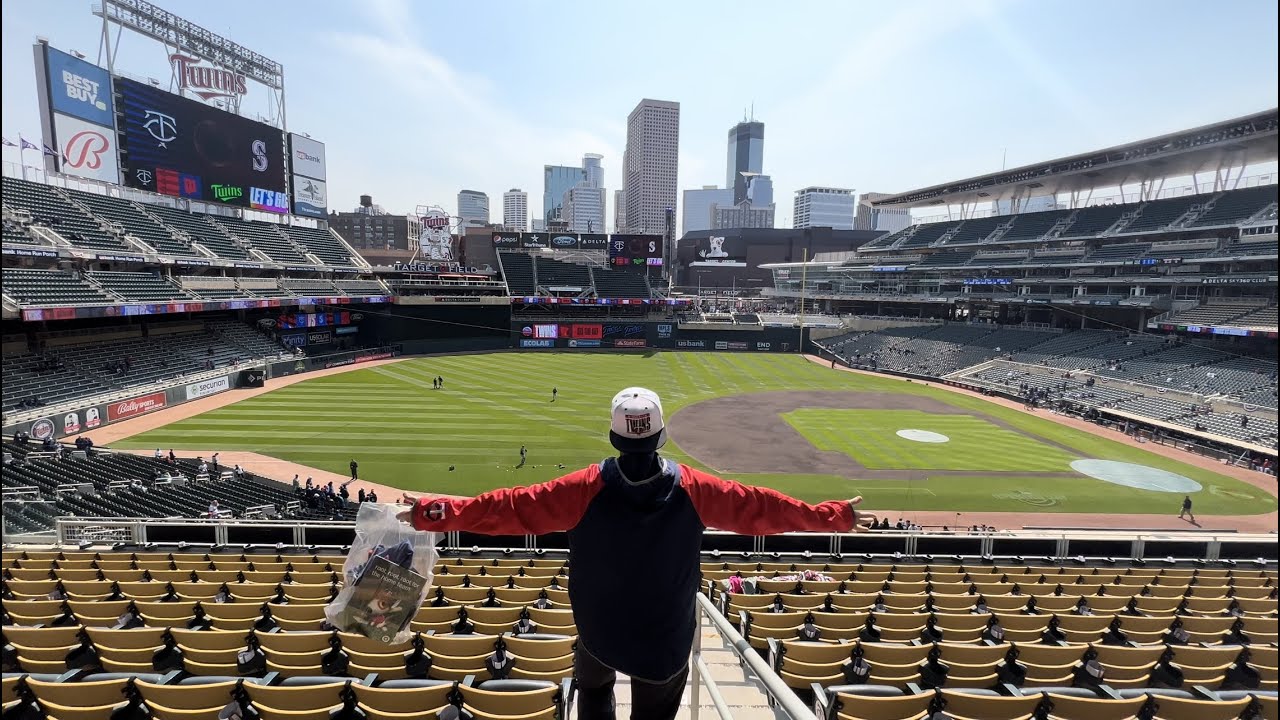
[107,392,167,422]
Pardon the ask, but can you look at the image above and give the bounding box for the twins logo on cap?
[609,387,667,453]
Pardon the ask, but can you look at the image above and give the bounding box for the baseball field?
[111,352,1274,517]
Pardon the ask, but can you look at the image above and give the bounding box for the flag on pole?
[1,137,15,148]
[19,137,39,152]
[42,144,58,158]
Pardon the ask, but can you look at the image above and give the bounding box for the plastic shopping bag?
[325,502,438,644]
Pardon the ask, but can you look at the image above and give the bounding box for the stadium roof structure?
[872,109,1278,211]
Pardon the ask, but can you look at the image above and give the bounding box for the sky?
[2,0,1277,230]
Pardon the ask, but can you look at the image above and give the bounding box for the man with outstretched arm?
[399,387,874,720]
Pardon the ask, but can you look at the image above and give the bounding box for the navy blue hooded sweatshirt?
[412,456,854,682]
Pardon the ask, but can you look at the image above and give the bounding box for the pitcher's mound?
[896,429,950,443]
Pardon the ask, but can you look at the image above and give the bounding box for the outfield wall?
[2,369,245,442]
[510,321,810,352]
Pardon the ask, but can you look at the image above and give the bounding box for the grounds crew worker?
[401,387,874,720]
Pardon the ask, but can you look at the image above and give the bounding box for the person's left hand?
[848,495,877,533]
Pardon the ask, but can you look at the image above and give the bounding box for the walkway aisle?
[581,612,781,720]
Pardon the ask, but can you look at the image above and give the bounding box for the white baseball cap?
[609,387,667,454]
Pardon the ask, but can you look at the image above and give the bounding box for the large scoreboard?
[115,77,288,212]
[608,234,664,271]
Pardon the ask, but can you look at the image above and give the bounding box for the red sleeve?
[410,466,602,535]
[681,465,855,535]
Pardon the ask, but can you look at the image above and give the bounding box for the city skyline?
[1,0,1277,231]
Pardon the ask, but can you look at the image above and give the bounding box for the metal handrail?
[691,591,817,720]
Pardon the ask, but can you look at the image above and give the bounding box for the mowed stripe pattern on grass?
[114,352,860,496]
[112,352,1276,516]
[783,409,1077,472]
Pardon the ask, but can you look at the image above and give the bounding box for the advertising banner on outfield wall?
[185,376,231,401]
[107,392,168,422]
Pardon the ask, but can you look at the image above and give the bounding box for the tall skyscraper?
[543,165,584,226]
[682,186,734,235]
[853,192,911,233]
[793,187,856,229]
[457,189,489,228]
[563,187,606,233]
[744,174,774,209]
[582,153,604,189]
[560,153,606,232]
[711,203,774,230]
[613,189,625,233]
[502,189,528,232]
[623,98,680,234]
[727,120,764,205]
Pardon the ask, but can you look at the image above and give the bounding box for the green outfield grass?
[782,409,1078,472]
[112,352,1276,516]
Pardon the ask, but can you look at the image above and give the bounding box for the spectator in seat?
[366,489,378,504]
[358,487,367,504]
[168,449,177,465]
[208,499,220,518]
[399,387,874,720]
[154,448,163,460]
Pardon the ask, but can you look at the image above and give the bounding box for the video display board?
[115,76,287,211]
[608,234,664,269]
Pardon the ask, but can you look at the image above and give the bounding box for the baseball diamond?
[111,352,1274,518]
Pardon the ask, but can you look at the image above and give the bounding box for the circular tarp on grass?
[896,429,950,444]
[1070,459,1202,493]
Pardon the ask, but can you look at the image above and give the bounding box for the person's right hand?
[395,492,469,525]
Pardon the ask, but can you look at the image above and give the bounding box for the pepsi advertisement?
[115,77,287,211]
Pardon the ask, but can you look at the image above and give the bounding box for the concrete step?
[575,615,780,720]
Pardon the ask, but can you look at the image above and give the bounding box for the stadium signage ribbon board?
[185,376,231,401]
[520,339,554,348]
[107,391,167,421]
[613,339,647,348]
[63,412,81,434]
